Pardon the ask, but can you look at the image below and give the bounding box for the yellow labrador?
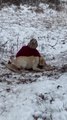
[10,56,45,71]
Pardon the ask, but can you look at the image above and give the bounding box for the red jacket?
[16,46,41,57]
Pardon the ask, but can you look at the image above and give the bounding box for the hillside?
[0,1,67,120]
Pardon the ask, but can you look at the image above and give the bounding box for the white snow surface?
[0,2,67,120]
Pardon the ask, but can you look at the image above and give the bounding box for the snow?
[0,2,67,120]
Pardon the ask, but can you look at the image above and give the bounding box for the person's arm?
[16,46,25,57]
[16,46,30,57]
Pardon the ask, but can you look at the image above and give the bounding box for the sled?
[5,63,21,72]
[5,61,56,73]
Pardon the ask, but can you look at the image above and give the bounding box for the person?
[8,38,46,70]
[16,38,41,57]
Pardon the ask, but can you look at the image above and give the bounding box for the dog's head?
[39,56,45,68]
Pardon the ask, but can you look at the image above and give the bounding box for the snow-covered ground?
[0,2,67,120]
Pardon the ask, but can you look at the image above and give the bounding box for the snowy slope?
[0,2,67,120]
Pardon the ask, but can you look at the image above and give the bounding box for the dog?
[10,56,45,71]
